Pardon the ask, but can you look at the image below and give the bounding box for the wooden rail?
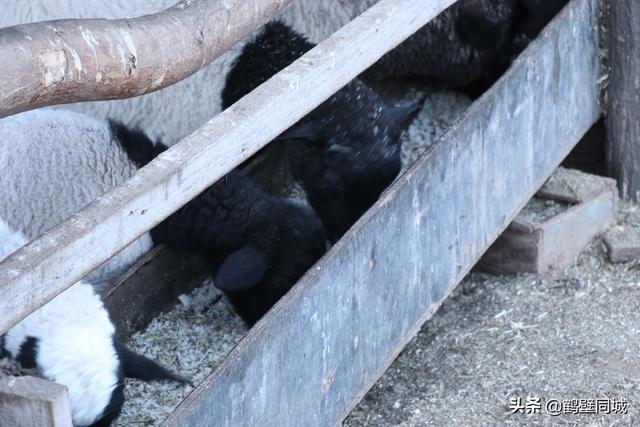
[0,0,457,334]
[163,0,600,424]
[0,0,294,118]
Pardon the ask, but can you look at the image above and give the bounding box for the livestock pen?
[0,0,637,425]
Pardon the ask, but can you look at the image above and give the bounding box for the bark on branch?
[0,0,292,118]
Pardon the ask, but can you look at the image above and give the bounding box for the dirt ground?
[344,202,640,427]
[79,89,640,426]
[4,84,635,426]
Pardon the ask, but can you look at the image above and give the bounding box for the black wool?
[363,0,517,92]
[223,21,416,241]
[112,121,327,325]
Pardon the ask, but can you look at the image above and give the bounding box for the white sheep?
[0,218,178,426]
[0,109,153,289]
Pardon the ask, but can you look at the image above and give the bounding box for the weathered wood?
[537,166,615,204]
[539,189,616,268]
[0,0,295,118]
[478,222,542,273]
[164,1,600,425]
[0,376,72,427]
[604,0,640,200]
[603,225,640,263]
[0,0,457,335]
[604,218,640,263]
[480,169,617,274]
[102,244,210,341]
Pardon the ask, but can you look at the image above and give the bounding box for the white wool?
[0,109,153,288]
[0,219,120,426]
[0,0,172,25]
[0,218,27,260]
[278,0,378,44]
[0,0,381,145]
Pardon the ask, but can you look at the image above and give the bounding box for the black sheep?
[363,0,567,94]
[222,21,418,242]
[511,0,569,48]
[361,0,517,92]
[111,122,327,325]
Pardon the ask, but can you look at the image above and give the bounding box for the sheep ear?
[112,337,184,382]
[214,246,268,292]
[385,100,422,125]
[275,123,321,143]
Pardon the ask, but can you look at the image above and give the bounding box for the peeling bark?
[0,0,292,118]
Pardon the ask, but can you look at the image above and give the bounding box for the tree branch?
[0,0,292,118]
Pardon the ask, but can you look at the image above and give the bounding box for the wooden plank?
[0,0,457,335]
[0,376,72,427]
[604,226,640,263]
[102,244,210,341]
[164,0,601,425]
[538,189,616,270]
[605,0,640,200]
[0,0,295,118]
[537,167,617,204]
[480,169,618,274]
[476,224,541,274]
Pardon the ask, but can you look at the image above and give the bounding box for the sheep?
[0,109,154,290]
[513,0,569,42]
[0,0,521,143]
[0,218,179,426]
[280,0,518,90]
[284,0,556,87]
[0,108,326,325]
[520,0,569,24]
[222,21,419,242]
[111,121,328,325]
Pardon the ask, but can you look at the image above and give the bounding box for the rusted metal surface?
[102,244,210,341]
[0,0,295,118]
[164,1,600,425]
[605,0,640,200]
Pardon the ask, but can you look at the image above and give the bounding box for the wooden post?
[0,376,72,427]
[0,0,294,118]
[605,0,640,200]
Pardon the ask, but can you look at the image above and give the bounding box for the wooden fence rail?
[0,0,294,118]
[164,0,600,424]
[0,0,457,334]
